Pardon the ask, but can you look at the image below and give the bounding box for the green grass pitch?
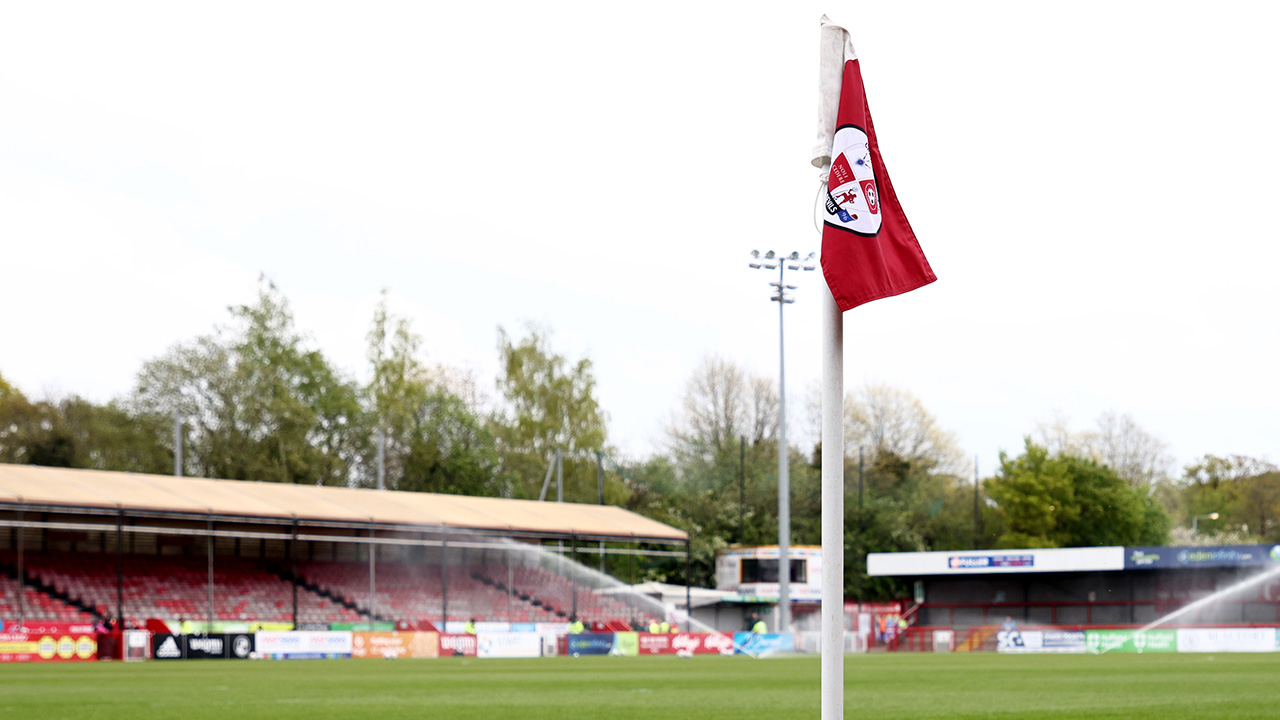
[2,653,1278,719]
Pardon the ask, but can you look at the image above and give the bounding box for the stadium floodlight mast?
[748,249,816,633]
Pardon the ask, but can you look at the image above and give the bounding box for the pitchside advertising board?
[733,633,794,656]
[255,631,351,659]
[0,621,97,663]
[999,628,1280,654]
[627,632,738,656]
[996,630,1087,654]
[350,632,439,659]
[151,633,255,660]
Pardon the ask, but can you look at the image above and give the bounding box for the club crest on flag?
[824,125,881,236]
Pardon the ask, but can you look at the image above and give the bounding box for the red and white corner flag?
[813,16,935,312]
[813,15,934,720]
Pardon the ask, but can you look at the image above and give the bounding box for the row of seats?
[12,553,364,626]
[0,574,93,622]
[2,552,642,628]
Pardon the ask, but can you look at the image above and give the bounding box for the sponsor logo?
[1177,548,1256,565]
[704,633,735,655]
[948,554,1034,569]
[232,636,252,659]
[639,634,671,653]
[188,637,224,655]
[156,636,182,659]
[75,636,95,660]
[440,635,477,655]
[38,636,56,660]
[1129,550,1160,566]
[671,634,701,653]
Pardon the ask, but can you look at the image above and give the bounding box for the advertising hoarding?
[151,633,257,660]
[1126,545,1280,570]
[997,630,1086,654]
[612,632,638,657]
[1084,629,1177,654]
[477,632,542,658]
[351,632,439,659]
[254,631,352,659]
[566,633,615,656]
[733,632,793,655]
[0,621,97,663]
[869,547,1125,576]
[1176,628,1276,653]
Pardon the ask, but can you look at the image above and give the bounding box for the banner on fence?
[254,631,352,659]
[733,632,793,656]
[1176,628,1276,653]
[567,633,616,656]
[997,630,1086,654]
[150,633,255,660]
[1084,629,1177,654]
[0,621,97,663]
[351,632,439,659]
[477,632,542,658]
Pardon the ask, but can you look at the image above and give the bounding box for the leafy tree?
[1233,472,1280,542]
[985,439,1170,548]
[0,374,171,473]
[493,324,606,500]
[131,278,361,485]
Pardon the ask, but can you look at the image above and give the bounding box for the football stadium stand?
[0,464,687,630]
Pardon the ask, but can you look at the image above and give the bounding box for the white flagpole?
[813,16,849,720]
[820,279,844,720]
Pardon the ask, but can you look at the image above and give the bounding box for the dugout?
[869,545,1280,630]
[0,463,690,630]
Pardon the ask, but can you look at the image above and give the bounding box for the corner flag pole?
[820,283,844,720]
[814,14,935,717]
[814,16,848,720]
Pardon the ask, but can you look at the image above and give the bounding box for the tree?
[493,324,607,500]
[1233,472,1280,542]
[843,384,967,476]
[985,439,1170,548]
[1034,411,1172,489]
[0,374,171,473]
[131,278,362,485]
[363,291,431,488]
[666,356,779,466]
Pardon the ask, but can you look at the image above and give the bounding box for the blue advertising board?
[733,632,793,656]
[566,633,616,656]
[1126,545,1280,570]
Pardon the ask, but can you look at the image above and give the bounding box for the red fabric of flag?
[821,58,935,311]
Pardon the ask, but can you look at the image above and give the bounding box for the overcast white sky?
[2,2,1277,477]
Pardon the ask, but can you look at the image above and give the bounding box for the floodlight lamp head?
[805,252,816,261]
[748,262,761,269]
[751,250,760,258]
[764,250,776,259]
[803,264,816,271]
[1209,512,1220,520]
[763,262,778,269]
[786,264,800,270]
[788,251,800,260]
